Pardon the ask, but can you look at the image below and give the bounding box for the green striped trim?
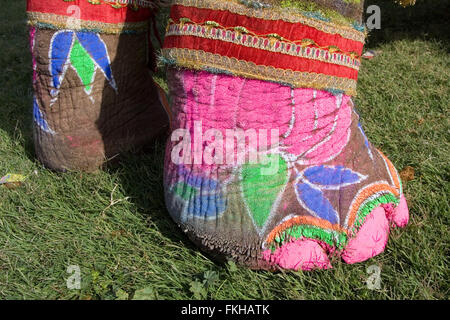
[268,192,400,251]
[271,224,348,251]
[351,193,400,233]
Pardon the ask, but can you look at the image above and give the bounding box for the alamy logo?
[366,5,382,30]
[366,265,382,290]
[171,121,281,175]
[66,5,81,30]
[66,265,81,290]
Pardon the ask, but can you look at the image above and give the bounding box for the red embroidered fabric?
[162,3,365,94]
[27,0,153,23]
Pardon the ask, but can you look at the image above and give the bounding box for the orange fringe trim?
[378,150,401,191]
[265,216,346,245]
[347,183,400,228]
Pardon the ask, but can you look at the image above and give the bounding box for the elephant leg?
[27,0,169,172]
[161,0,410,270]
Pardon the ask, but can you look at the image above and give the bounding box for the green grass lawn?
[0,0,448,300]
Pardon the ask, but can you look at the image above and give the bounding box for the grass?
[0,0,448,300]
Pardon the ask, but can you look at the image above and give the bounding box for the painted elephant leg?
[27,0,169,172]
[161,0,411,270]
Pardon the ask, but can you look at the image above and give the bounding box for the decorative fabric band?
[162,2,364,95]
[27,12,150,34]
[92,0,161,8]
[27,0,154,33]
[169,0,366,43]
[161,48,358,95]
[165,22,361,71]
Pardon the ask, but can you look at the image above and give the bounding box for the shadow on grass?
[364,0,449,49]
[96,6,196,252]
[0,1,193,254]
[0,0,36,163]
[106,141,201,250]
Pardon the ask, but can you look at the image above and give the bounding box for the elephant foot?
[161,1,410,270]
[263,195,409,269]
[262,239,332,271]
[163,68,410,271]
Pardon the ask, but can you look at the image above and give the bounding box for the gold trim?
[166,23,360,70]
[162,47,358,96]
[170,0,366,43]
[59,0,161,9]
[101,0,161,8]
[27,11,149,34]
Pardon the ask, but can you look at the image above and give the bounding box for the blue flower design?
[295,165,367,224]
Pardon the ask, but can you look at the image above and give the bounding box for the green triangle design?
[242,154,289,229]
[70,38,96,94]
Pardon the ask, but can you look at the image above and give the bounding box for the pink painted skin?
[170,70,351,164]
[343,194,409,264]
[264,196,410,270]
[389,194,410,228]
[342,206,390,264]
[29,27,38,84]
[167,69,352,182]
[262,239,332,271]
[282,89,352,165]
